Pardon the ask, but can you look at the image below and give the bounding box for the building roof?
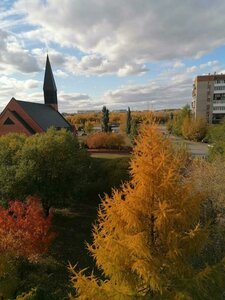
[43,55,58,106]
[11,110,36,134]
[16,100,71,131]
[196,74,225,82]
[43,55,57,92]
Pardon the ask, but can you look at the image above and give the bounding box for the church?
[0,56,72,136]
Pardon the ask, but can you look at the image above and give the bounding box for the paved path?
[158,126,209,157]
[169,134,208,157]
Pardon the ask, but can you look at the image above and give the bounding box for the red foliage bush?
[86,132,125,149]
[0,196,55,260]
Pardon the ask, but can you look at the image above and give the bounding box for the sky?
[1,0,225,113]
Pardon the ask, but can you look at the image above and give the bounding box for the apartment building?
[192,74,225,123]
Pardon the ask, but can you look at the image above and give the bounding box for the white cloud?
[58,92,91,102]
[1,1,225,112]
[103,77,191,111]
[0,29,41,74]
[186,66,198,74]
[65,54,148,76]
[0,76,40,92]
[101,59,225,111]
[57,91,104,112]
[13,0,225,71]
[117,64,148,77]
[0,76,41,111]
[173,61,185,69]
[0,76,95,113]
[55,69,69,78]
[199,60,219,69]
[23,79,40,89]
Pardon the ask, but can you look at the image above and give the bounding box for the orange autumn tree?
[70,123,225,299]
[0,196,55,298]
[0,196,55,260]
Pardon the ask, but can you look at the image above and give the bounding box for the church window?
[4,117,15,125]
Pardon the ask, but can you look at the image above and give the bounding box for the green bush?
[208,121,225,160]
[0,128,90,211]
[166,104,191,136]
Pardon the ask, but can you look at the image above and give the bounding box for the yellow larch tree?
[70,123,225,300]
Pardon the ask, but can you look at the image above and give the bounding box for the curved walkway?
[159,125,209,157]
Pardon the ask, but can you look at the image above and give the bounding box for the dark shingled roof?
[43,55,57,92]
[43,55,58,106]
[16,100,71,131]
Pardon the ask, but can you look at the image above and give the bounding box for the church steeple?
[43,55,58,111]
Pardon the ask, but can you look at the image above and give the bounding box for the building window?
[213,106,225,111]
[213,100,225,104]
[4,117,14,125]
[214,86,225,90]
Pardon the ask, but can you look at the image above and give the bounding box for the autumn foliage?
[86,132,126,149]
[70,122,225,299]
[0,196,55,260]
[181,117,207,141]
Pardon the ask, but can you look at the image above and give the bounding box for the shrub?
[0,196,55,260]
[0,196,55,299]
[207,121,225,159]
[182,117,207,141]
[86,132,126,149]
[167,104,191,136]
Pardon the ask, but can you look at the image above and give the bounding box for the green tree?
[207,121,225,159]
[101,106,109,132]
[16,128,89,213]
[0,128,90,212]
[171,104,191,136]
[130,117,140,141]
[71,123,225,299]
[126,107,132,135]
[0,133,26,204]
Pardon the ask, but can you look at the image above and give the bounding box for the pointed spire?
[43,55,58,110]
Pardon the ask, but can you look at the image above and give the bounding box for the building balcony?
[213,105,225,113]
[213,100,225,104]
[214,89,225,94]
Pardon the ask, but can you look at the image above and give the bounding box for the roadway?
[159,126,209,158]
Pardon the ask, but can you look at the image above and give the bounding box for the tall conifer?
[102,106,109,132]
[126,107,131,134]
